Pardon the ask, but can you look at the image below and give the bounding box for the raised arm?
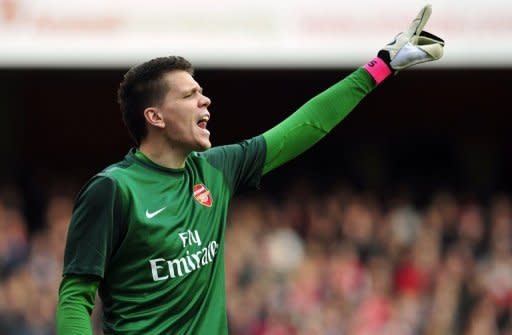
[262,68,374,175]
[262,4,444,175]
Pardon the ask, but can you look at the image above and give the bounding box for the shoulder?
[77,174,118,202]
[77,159,131,201]
[195,135,266,160]
[91,152,141,191]
[98,158,133,180]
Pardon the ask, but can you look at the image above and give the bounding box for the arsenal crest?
[193,183,213,207]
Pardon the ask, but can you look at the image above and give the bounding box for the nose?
[199,93,211,108]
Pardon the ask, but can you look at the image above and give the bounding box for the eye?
[183,87,202,98]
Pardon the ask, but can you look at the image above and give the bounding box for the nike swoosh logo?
[145,207,167,219]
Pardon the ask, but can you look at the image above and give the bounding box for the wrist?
[362,57,393,85]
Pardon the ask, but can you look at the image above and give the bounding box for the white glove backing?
[379,4,444,71]
[363,4,445,84]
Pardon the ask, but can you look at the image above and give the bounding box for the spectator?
[1,181,512,334]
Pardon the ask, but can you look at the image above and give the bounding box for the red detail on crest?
[193,183,213,207]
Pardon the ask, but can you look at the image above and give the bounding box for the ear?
[144,107,165,129]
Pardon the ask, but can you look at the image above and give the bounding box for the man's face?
[158,70,212,153]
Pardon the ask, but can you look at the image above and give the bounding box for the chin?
[196,140,212,151]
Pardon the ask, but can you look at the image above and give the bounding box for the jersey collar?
[127,148,186,175]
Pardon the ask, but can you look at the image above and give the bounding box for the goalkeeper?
[56,5,444,335]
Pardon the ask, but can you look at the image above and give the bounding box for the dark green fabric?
[59,136,266,334]
[63,175,125,277]
[199,136,266,192]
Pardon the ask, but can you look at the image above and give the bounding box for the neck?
[139,137,189,169]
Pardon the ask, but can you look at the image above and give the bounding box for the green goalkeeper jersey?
[63,136,266,334]
[58,68,376,335]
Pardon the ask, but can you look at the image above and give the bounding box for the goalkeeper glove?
[364,4,445,84]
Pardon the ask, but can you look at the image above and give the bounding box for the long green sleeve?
[262,67,375,174]
[56,274,100,335]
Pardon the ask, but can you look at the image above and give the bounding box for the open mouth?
[197,115,209,130]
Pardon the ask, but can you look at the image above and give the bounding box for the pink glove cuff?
[363,57,393,85]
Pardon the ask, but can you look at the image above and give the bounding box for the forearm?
[262,67,375,174]
[56,274,100,335]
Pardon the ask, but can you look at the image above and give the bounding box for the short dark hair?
[117,56,194,146]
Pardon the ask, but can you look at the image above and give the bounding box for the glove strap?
[363,57,392,85]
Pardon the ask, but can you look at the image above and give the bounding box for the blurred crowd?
[1,180,512,335]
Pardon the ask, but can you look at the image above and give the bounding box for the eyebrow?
[184,86,203,95]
